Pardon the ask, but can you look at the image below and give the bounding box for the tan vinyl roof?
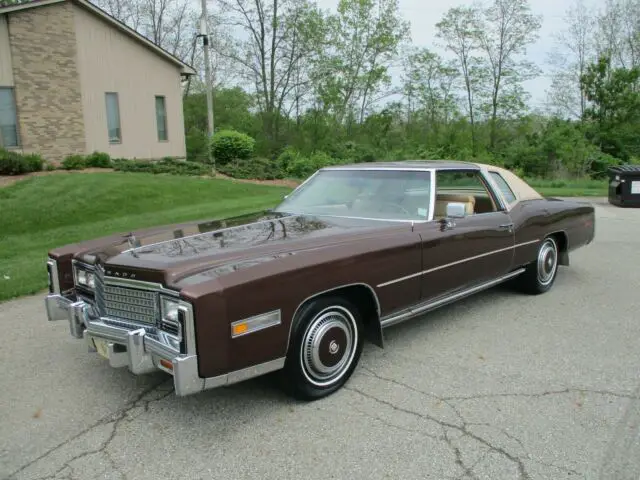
[0,0,196,76]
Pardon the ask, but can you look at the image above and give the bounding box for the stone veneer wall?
[8,2,86,162]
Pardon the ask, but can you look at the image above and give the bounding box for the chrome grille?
[95,269,159,325]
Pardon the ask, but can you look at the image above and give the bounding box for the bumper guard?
[45,294,204,396]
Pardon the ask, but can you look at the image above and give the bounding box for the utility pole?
[199,0,215,172]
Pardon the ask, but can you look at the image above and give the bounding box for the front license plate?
[93,338,109,359]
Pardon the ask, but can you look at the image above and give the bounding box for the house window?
[155,95,168,141]
[105,92,121,143]
[0,87,19,147]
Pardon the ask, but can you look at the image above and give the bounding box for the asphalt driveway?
[1,197,639,480]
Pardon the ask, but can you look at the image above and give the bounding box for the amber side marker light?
[160,359,174,371]
[232,323,248,336]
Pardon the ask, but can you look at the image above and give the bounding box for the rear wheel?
[280,296,363,400]
[517,236,559,294]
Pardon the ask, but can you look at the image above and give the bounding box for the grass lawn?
[0,173,291,302]
[526,178,608,197]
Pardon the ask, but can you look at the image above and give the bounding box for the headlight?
[73,264,95,290]
[160,296,182,339]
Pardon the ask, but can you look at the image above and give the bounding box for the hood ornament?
[127,233,141,257]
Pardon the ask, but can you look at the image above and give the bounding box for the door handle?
[499,223,514,232]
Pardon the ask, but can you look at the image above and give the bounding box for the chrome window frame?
[274,167,437,223]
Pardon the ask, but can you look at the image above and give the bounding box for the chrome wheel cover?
[300,306,358,387]
[537,238,558,286]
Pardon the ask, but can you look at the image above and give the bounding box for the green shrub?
[211,130,256,165]
[341,141,376,163]
[23,153,44,172]
[44,162,57,171]
[85,151,112,168]
[0,148,44,175]
[62,155,87,170]
[112,158,210,176]
[219,157,284,180]
[276,146,302,172]
[286,151,336,178]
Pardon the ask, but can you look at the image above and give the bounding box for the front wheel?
[280,296,363,400]
[517,236,559,294]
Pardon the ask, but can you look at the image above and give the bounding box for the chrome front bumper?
[45,294,204,396]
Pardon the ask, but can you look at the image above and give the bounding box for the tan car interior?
[434,193,476,218]
[433,191,497,218]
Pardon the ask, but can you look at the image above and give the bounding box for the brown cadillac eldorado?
[45,161,595,399]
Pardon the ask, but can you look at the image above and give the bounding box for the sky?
[312,0,609,110]
[198,0,610,111]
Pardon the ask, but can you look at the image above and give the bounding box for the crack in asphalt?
[347,385,533,480]
[6,380,174,480]
[353,368,601,478]
[351,406,441,441]
[443,428,480,480]
[442,388,639,402]
[360,366,465,424]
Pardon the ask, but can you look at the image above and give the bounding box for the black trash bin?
[607,165,640,207]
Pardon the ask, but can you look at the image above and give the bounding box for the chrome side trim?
[380,268,526,329]
[285,282,382,356]
[203,357,286,390]
[231,310,281,338]
[377,240,540,288]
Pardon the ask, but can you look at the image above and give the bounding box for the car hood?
[63,211,398,290]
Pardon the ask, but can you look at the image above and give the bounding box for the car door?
[416,168,515,301]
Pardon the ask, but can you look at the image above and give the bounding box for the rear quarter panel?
[509,198,595,268]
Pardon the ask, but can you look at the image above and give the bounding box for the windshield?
[274,169,433,221]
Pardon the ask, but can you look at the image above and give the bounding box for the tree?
[594,0,640,70]
[435,6,484,155]
[401,47,459,141]
[546,0,597,120]
[475,0,542,150]
[312,0,410,126]
[216,0,325,144]
[581,55,640,159]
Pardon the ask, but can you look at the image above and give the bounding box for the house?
[0,0,196,163]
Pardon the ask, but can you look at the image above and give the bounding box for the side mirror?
[446,202,466,218]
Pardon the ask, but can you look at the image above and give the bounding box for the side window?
[0,87,19,147]
[489,171,517,204]
[435,169,498,217]
[155,96,168,141]
[105,92,121,144]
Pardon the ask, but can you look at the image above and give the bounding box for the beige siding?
[0,15,13,86]
[73,6,186,159]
